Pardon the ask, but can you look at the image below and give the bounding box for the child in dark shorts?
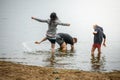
[32,12,70,58]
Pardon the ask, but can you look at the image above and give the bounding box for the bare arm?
[31,17,48,23]
[93,31,97,35]
[103,38,106,47]
[56,20,70,26]
[57,22,70,26]
[70,45,74,52]
[103,33,106,47]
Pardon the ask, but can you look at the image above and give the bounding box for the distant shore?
[0,61,120,80]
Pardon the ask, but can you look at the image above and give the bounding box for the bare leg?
[97,47,101,62]
[35,37,47,44]
[97,53,101,62]
[91,46,96,60]
[50,43,55,62]
[40,37,47,43]
[97,47,101,55]
[51,43,55,56]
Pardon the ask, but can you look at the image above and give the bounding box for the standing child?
[31,12,70,58]
[91,24,106,60]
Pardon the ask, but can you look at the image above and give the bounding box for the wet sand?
[0,61,120,80]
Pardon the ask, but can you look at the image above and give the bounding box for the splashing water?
[22,42,32,52]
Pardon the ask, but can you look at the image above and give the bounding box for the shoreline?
[0,61,120,80]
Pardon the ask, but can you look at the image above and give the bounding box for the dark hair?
[50,12,58,20]
[49,12,58,26]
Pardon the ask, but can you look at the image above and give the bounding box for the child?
[56,33,77,52]
[91,24,106,60]
[31,12,70,58]
[35,33,77,53]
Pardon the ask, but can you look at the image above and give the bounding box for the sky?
[0,0,120,42]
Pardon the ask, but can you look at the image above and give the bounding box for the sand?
[0,61,120,80]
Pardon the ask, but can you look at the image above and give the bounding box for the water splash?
[22,42,32,52]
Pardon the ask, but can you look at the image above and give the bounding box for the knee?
[91,49,94,53]
[98,49,101,54]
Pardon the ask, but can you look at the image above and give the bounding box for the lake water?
[0,0,120,72]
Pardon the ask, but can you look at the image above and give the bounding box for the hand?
[67,24,70,26]
[103,43,106,47]
[35,41,40,44]
[93,32,95,35]
[31,17,35,19]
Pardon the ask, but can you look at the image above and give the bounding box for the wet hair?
[73,38,77,43]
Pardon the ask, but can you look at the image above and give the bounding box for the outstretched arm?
[31,17,48,23]
[56,20,70,26]
[58,22,70,26]
[35,37,47,44]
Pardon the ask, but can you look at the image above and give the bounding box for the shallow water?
[0,41,120,72]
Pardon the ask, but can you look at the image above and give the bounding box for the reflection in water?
[0,48,110,72]
[23,50,50,55]
[55,49,74,57]
[91,53,106,72]
[37,49,74,68]
[50,55,55,66]
[46,49,75,67]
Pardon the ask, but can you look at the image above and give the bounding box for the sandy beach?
[0,61,120,80]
